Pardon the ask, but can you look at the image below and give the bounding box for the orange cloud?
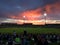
[9,8,42,20]
[45,2,60,14]
[20,8,42,20]
[8,2,60,24]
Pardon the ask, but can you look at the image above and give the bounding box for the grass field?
[0,27,60,45]
[0,27,60,34]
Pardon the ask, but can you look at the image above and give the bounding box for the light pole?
[23,16,26,23]
[44,13,47,25]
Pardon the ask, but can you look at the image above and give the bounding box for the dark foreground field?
[0,26,60,45]
[0,27,60,45]
[0,27,60,34]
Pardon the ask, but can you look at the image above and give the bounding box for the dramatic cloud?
[9,8,42,20]
[0,0,60,24]
[45,2,60,20]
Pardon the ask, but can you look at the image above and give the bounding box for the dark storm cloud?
[0,0,60,20]
[44,0,59,5]
[0,0,43,18]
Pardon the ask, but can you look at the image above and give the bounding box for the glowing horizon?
[1,18,60,25]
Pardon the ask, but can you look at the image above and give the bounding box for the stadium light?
[23,16,26,18]
[44,13,47,25]
[44,13,47,16]
[23,16,26,23]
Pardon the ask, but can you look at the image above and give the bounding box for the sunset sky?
[0,0,60,24]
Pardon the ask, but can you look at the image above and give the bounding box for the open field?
[0,27,60,45]
[0,27,60,34]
